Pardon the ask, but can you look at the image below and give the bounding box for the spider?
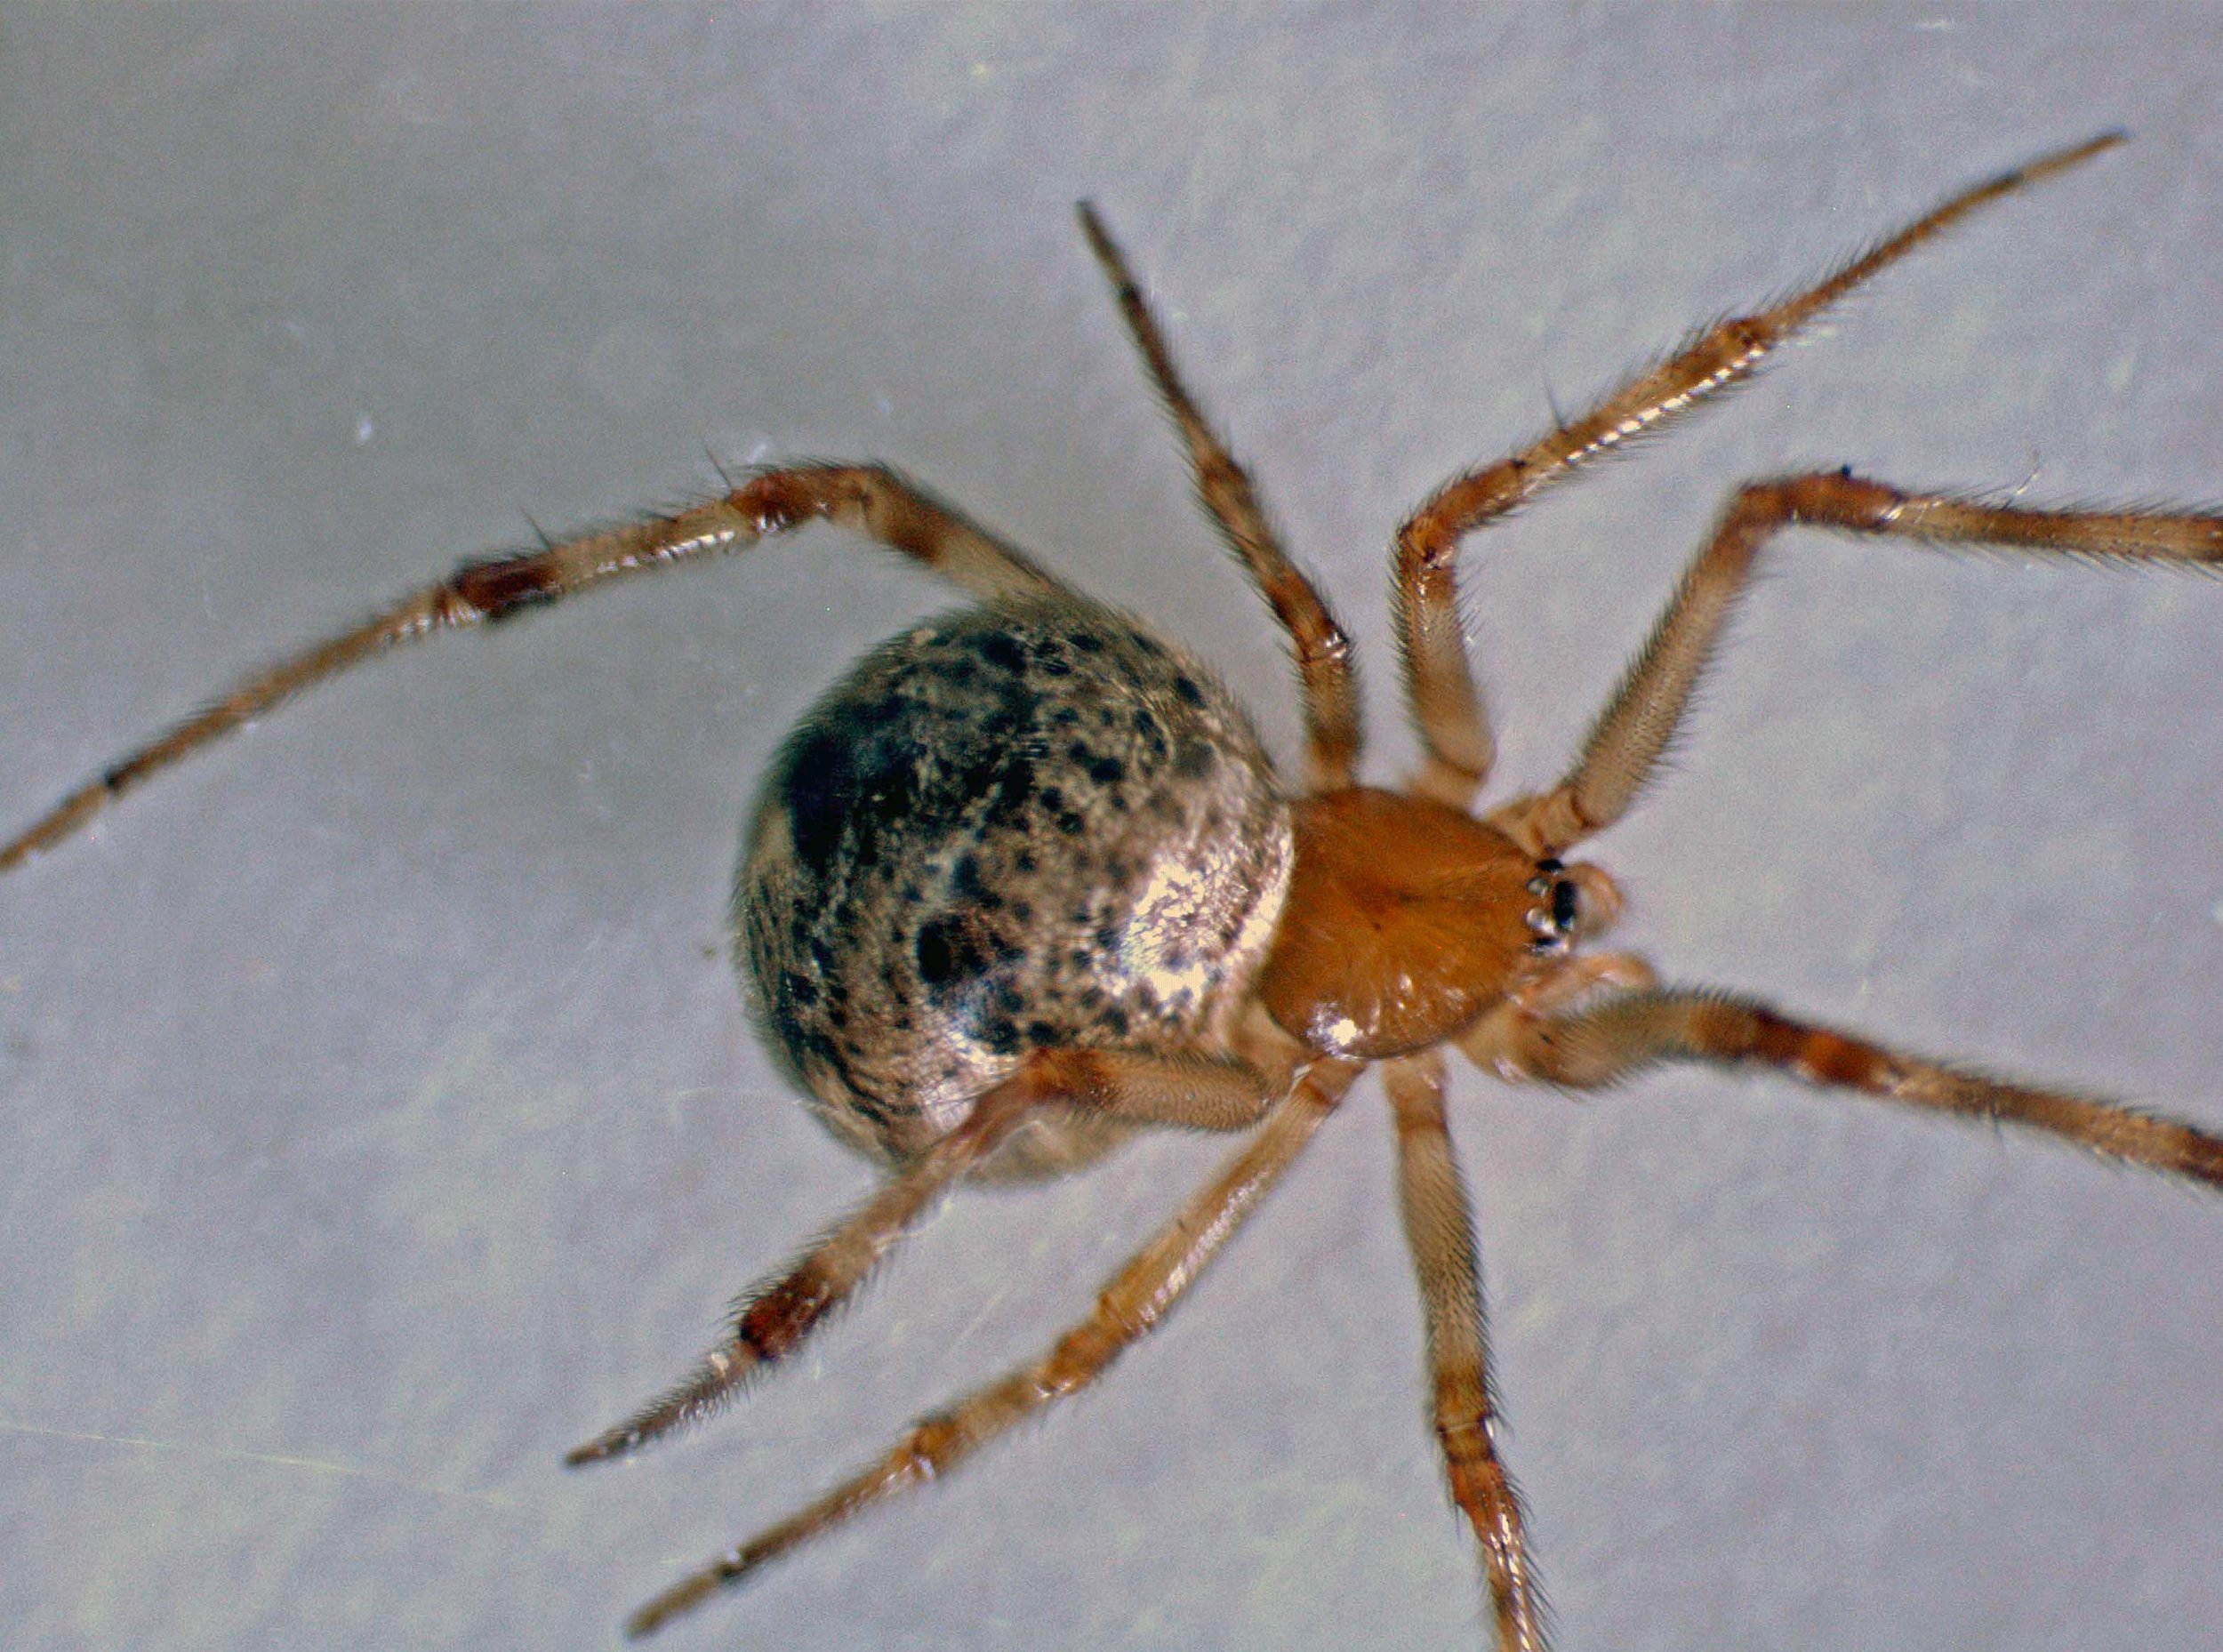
[6,130,2221,1649]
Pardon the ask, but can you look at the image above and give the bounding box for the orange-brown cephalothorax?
[1259,788,1560,1060]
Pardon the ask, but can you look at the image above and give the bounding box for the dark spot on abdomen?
[916,915,988,990]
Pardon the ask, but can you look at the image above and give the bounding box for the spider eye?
[1524,862,1578,954]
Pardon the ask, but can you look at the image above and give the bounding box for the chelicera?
[7,132,2220,1649]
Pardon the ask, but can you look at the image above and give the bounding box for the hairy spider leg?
[1496,470,2223,856]
[1079,202,1363,795]
[623,1058,1361,1639]
[1,465,1068,870]
[1393,131,2127,811]
[1463,988,2223,1189]
[567,1046,1288,1465]
[1384,1050,1545,1652]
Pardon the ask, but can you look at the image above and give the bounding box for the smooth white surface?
[4,9,2220,1650]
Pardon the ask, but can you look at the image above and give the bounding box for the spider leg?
[1,464,1063,870]
[1394,131,2123,811]
[621,1056,1362,1639]
[1078,204,1362,794]
[567,1047,1288,1465]
[1383,1052,1547,1652]
[1493,469,2223,856]
[1463,986,2223,1188]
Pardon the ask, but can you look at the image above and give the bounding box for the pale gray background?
[3,8,2219,1651]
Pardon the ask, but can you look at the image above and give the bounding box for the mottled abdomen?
[736,592,1290,1177]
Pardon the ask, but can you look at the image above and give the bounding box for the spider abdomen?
[736,592,1290,1175]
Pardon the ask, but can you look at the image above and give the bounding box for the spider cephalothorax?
[7,132,2220,1652]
